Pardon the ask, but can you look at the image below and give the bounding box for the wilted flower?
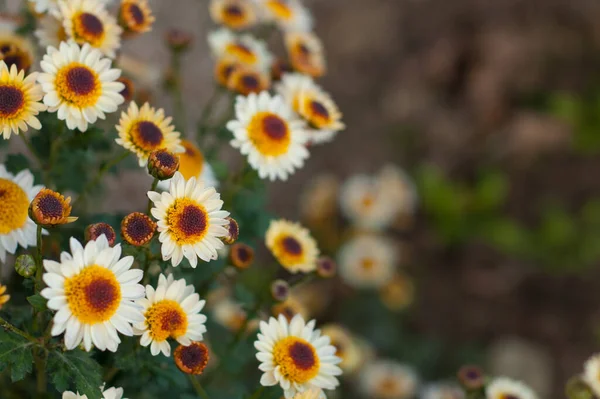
[119,0,155,36]
[29,188,78,227]
[174,341,210,375]
[230,242,254,269]
[15,254,36,278]
[148,149,180,181]
[221,216,239,245]
[85,222,116,246]
[121,212,156,246]
[265,219,319,273]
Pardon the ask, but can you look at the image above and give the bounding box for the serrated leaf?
[0,329,35,382]
[48,349,103,399]
[27,294,48,312]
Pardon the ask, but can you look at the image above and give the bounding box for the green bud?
[15,254,36,278]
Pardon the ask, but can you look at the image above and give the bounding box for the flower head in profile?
[38,42,125,132]
[119,0,155,35]
[116,102,184,166]
[0,165,43,263]
[62,384,127,399]
[0,32,35,72]
[485,377,538,399]
[255,314,342,398]
[58,0,122,58]
[227,91,309,181]
[285,32,325,78]
[276,73,344,144]
[148,172,230,267]
[210,0,258,30]
[156,140,218,191]
[41,236,145,352]
[258,0,312,32]
[0,62,46,140]
[338,235,397,289]
[208,28,273,72]
[0,282,10,310]
[360,360,419,399]
[134,274,207,356]
[266,219,319,273]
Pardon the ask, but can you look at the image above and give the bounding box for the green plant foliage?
[0,329,35,382]
[47,350,103,399]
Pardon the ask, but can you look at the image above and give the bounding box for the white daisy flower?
[57,0,122,58]
[320,324,364,375]
[360,360,419,399]
[292,389,326,399]
[486,377,538,399]
[41,236,145,352]
[156,139,218,192]
[421,382,465,399]
[208,28,273,72]
[338,235,397,289]
[265,219,319,274]
[257,0,313,32]
[0,165,43,263]
[28,0,59,14]
[584,353,600,397]
[34,15,66,49]
[226,91,309,181]
[276,73,344,144]
[62,385,127,399]
[285,31,325,78]
[377,164,418,218]
[255,314,343,398]
[37,42,125,132]
[133,274,207,357]
[209,0,259,30]
[147,172,230,268]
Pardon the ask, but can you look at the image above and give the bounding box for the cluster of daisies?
[207,0,345,181]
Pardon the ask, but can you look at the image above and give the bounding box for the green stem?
[146,178,159,215]
[0,316,38,343]
[248,386,265,399]
[73,151,129,208]
[188,374,210,399]
[197,86,223,141]
[35,349,47,394]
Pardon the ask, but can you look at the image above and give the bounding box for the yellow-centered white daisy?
[35,15,68,49]
[0,165,43,263]
[157,139,218,192]
[58,0,122,58]
[209,0,258,30]
[285,31,326,78]
[255,314,342,398]
[134,274,207,357]
[62,384,127,399]
[0,32,35,73]
[0,62,46,139]
[584,353,600,397]
[227,91,309,181]
[338,235,397,289]
[208,28,273,72]
[292,389,326,399]
[276,73,344,144]
[265,219,319,273]
[360,360,420,399]
[257,0,313,32]
[148,172,230,268]
[485,377,538,399]
[116,101,184,167]
[38,42,125,132]
[41,235,145,352]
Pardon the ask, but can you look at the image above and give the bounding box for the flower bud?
[271,279,289,302]
[230,243,254,269]
[121,212,156,246]
[457,365,485,390]
[15,254,36,278]
[316,257,336,278]
[85,223,116,246]
[148,149,180,180]
[29,188,78,227]
[221,217,239,245]
[174,342,209,375]
[166,29,193,52]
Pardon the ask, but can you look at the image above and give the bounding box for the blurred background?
[5,0,600,397]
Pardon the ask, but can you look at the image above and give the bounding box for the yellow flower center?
[0,84,25,120]
[376,377,403,397]
[301,97,332,128]
[72,12,106,47]
[145,299,188,342]
[221,3,250,27]
[225,43,257,65]
[0,178,29,234]
[272,336,319,384]
[247,112,291,157]
[130,120,165,152]
[55,63,101,108]
[166,198,209,244]
[361,258,375,271]
[179,140,205,180]
[272,233,305,266]
[266,0,293,20]
[64,265,121,325]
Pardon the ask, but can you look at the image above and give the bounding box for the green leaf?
[27,294,48,312]
[47,349,103,399]
[5,154,31,174]
[0,329,35,382]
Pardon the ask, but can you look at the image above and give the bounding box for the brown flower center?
[0,85,24,117]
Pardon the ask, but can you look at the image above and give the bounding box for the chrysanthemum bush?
[0,1,596,399]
